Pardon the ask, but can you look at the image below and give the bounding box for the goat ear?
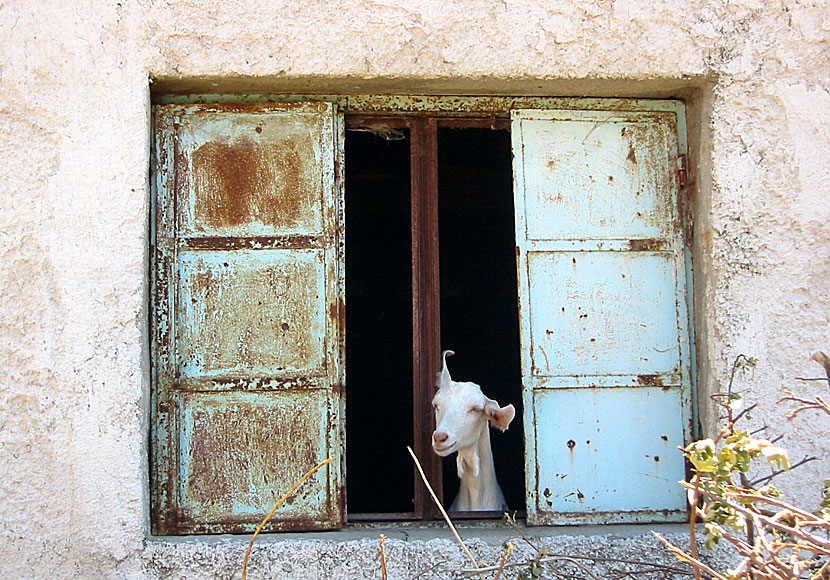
[485,400,516,431]
[437,349,455,388]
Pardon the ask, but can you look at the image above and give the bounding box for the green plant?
[658,353,830,580]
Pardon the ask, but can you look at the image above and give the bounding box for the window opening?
[345,117,525,520]
[345,128,415,516]
[437,126,525,512]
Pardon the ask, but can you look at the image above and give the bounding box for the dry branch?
[407,446,486,580]
[241,456,334,580]
[380,534,388,580]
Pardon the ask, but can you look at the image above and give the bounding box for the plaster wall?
[0,0,827,578]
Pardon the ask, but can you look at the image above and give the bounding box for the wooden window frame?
[345,113,510,521]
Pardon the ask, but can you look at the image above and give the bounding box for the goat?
[431,350,516,511]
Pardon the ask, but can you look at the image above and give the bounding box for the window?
[150,98,694,534]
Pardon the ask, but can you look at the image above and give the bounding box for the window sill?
[143,522,718,580]
[145,520,693,544]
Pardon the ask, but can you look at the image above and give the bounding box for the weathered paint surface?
[512,109,693,525]
[151,102,343,534]
[177,390,334,532]
[177,249,327,378]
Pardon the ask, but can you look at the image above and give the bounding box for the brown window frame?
[345,113,510,521]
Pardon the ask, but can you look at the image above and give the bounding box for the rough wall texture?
[0,0,827,578]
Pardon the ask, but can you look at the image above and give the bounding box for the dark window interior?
[345,122,524,517]
[345,130,414,514]
[437,127,525,511]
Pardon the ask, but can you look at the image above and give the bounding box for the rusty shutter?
[151,102,344,534]
[512,108,693,524]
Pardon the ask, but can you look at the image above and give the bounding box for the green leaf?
[688,439,719,472]
[760,446,790,471]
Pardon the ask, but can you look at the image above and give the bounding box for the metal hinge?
[676,154,689,187]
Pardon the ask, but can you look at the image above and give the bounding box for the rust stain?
[191,135,313,231]
[628,238,666,252]
[179,376,319,391]
[185,235,322,250]
[637,374,664,387]
[181,395,331,526]
[190,102,316,115]
[626,142,637,164]
[181,258,322,375]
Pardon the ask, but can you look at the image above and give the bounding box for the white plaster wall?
[0,0,827,578]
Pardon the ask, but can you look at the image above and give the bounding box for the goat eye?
[469,406,483,413]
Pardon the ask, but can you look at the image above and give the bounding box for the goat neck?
[452,421,506,511]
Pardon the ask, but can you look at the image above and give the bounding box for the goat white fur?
[431,350,516,511]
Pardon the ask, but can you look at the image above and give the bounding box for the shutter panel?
[512,108,693,524]
[151,102,344,534]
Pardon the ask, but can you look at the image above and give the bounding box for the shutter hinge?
[676,154,689,187]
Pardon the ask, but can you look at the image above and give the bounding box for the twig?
[380,534,388,580]
[739,472,756,546]
[779,391,830,419]
[654,532,730,580]
[811,351,830,382]
[727,491,830,525]
[683,483,830,554]
[462,555,696,576]
[493,542,514,580]
[407,560,450,580]
[504,511,542,551]
[548,556,604,580]
[731,403,759,426]
[241,456,334,580]
[407,446,486,580]
[688,472,703,580]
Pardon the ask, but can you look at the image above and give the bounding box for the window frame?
[150,94,696,533]
[344,113,512,522]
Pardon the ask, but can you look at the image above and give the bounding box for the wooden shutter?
[512,108,693,524]
[151,102,344,534]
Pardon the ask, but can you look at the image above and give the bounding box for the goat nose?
[433,431,449,444]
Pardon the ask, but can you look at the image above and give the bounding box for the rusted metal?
[436,117,510,130]
[151,102,344,535]
[151,97,693,531]
[676,154,688,187]
[410,117,444,520]
[174,376,321,392]
[637,374,666,387]
[628,238,667,252]
[183,235,325,250]
[512,107,693,525]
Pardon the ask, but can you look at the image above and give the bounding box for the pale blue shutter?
[512,108,693,524]
[151,102,344,534]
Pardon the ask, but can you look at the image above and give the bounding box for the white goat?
[431,350,516,511]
